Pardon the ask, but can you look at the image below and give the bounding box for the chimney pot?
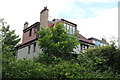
[24,22,29,29]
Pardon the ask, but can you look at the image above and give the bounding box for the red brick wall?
[22,27,37,44]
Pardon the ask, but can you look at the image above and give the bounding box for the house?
[15,7,94,59]
[88,37,108,47]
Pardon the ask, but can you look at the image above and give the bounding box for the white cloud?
[48,0,71,19]
[71,8,118,42]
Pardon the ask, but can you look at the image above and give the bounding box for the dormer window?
[63,24,67,31]
[34,27,38,34]
[29,28,32,37]
[63,23,76,34]
[70,25,73,34]
[73,27,75,34]
[67,24,69,34]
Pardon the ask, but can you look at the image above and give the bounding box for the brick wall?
[22,27,37,44]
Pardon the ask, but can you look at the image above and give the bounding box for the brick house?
[15,7,94,59]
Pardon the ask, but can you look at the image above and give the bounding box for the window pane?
[63,24,66,31]
[29,29,32,37]
[67,25,69,33]
[28,46,30,54]
[33,43,36,52]
[85,46,87,49]
[70,25,73,34]
[73,27,75,34]
[34,27,37,34]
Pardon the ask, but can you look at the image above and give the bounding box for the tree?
[77,43,120,77]
[37,23,79,59]
[1,25,21,56]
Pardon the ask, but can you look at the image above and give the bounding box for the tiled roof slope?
[78,33,94,44]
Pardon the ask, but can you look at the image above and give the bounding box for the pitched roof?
[48,21,54,27]
[18,19,94,48]
[88,37,107,44]
[78,33,94,44]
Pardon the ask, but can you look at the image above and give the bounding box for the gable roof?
[78,33,94,45]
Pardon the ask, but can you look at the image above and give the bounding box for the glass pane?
[70,25,73,34]
[73,27,75,34]
[63,24,66,31]
[67,25,69,33]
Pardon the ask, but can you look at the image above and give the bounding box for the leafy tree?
[77,43,120,77]
[37,23,79,59]
[3,42,120,79]
[1,25,21,56]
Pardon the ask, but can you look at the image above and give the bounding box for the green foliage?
[37,23,79,59]
[3,54,116,79]
[78,44,120,77]
[2,24,120,79]
[3,54,46,79]
[1,26,21,55]
[3,43,120,79]
[34,52,53,65]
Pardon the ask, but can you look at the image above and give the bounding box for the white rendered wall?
[17,43,81,59]
[74,44,81,54]
[17,43,41,59]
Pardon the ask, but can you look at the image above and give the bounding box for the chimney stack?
[40,6,49,28]
[24,22,29,29]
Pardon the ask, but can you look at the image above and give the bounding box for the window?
[80,44,82,51]
[73,27,75,34]
[67,24,69,34]
[34,27,37,34]
[87,46,89,49]
[70,25,73,34]
[85,46,88,49]
[28,45,31,54]
[82,45,85,51]
[29,29,32,37]
[63,24,67,31]
[93,40,95,44]
[33,43,36,52]
[81,44,85,53]
[81,44,83,52]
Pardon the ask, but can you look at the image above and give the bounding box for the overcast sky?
[0,0,119,43]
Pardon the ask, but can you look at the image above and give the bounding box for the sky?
[0,0,119,43]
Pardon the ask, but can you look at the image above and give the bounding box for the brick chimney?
[40,6,49,28]
[24,22,29,29]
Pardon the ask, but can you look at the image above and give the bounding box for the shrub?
[3,53,116,79]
